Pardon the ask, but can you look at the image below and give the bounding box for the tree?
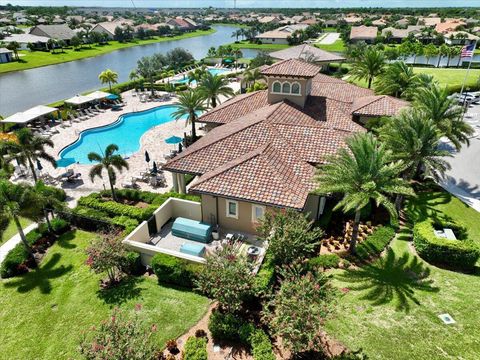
[437,44,449,67]
[70,35,81,50]
[98,69,118,91]
[257,209,323,265]
[198,72,234,108]
[171,89,206,141]
[56,39,66,53]
[79,306,159,360]
[423,43,438,66]
[113,26,125,42]
[6,41,20,60]
[263,264,335,355]
[187,66,207,84]
[350,47,386,89]
[5,128,57,183]
[315,133,413,254]
[47,38,57,53]
[231,29,243,41]
[414,85,473,150]
[249,51,274,68]
[136,54,164,96]
[0,180,45,256]
[88,144,129,202]
[412,41,424,65]
[195,244,254,313]
[165,47,194,71]
[243,67,266,89]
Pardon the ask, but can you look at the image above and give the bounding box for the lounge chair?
[122,178,137,188]
[13,166,27,179]
[85,108,96,117]
[95,105,106,113]
[81,109,94,118]
[44,125,59,134]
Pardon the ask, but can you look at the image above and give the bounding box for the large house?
[0,48,13,63]
[29,24,76,43]
[163,59,408,234]
[255,24,309,45]
[269,44,345,68]
[350,25,378,43]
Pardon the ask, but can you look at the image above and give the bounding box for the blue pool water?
[59,105,183,165]
[174,68,230,84]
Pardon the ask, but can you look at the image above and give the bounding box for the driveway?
[317,32,340,45]
[438,104,480,212]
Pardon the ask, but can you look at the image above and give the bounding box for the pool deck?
[13,81,240,207]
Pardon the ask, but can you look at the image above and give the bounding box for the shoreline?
[0,28,217,75]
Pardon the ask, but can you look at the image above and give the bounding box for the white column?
[172,172,179,192]
[177,173,186,194]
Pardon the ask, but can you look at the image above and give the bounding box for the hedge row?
[250,329,276,360]
[354,225,396,261]
[100,189,200,206]
[253,255,275,295]
[182,336,207,360]
[413,219,480,271]
[150,253,203,288]
[0,218,70,278]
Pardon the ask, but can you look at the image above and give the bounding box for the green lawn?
[229,40,290,51]
[314,39,346,53]
[0,229,209,360]
[325,188,480,359]
[0,28,216,74]
[0,217,32,246]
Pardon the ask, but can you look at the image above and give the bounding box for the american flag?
[461,44,475,58]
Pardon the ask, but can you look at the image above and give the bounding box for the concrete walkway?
[317,32,340,45]
[0,222,38,267]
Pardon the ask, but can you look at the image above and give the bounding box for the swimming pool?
[58,105,183,165]
[173,68,230,84]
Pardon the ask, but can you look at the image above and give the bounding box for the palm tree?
[414,85,474,150]
[129,70,139,81]
[172,89,206,141]
[98,69,118,91]
[423,43,438,66]
[187,66,207,84]
[350,47,386,89]
[376,61,419,99]
[5,128,57,183]
[437,44,449,68]
[231,29,243,41]
[379,109,451,209]
[315,133,413,254]
[88,144,128,202]
[197,72,235,108]
[243,67,266,89]
[6,41,20,60]
[0,180,43,256]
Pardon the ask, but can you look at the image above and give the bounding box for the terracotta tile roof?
[351,95,409,117]
[261,59,321,78]
[269,44,346,62]
[350,25,378,40]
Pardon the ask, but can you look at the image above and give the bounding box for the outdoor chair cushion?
[180,243,206,257]
[172,217,212,243]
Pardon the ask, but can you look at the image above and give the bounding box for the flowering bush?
[263,264,336,355]
[0,132,17,143]
[195,244,254,313]
[79,305,160,360]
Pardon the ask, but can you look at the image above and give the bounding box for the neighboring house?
[166,17,197,31]
[343,16,363,25]
[3,33,50,50]
[435,20,467,34]
[395,18,410,27]
[444,31,479,45]
[256,24,309,44]
[324,19,338,27]
[269,44,345,67]
[0,48,13,63]
[381,26,423,42]
[301,18,318,26]
[162,59,407,234]
[372,19,387,27]
[0,17,12,25]
[258,16,280,24]
[29,24,76,43]
[350,25,378,43]
[91,21,125,39]
[417,17,442,27]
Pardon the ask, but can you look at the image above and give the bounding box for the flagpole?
[460,40,477,108]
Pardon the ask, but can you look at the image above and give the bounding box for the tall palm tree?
[0,180,44,256]
[5,128,57,183]
[187,66,207,84]
[98,69,118,91]
[350,47,386,89]
[414,85,473,150]
[88,144,129,202]
[172,89,206,141]
[243,67,266,89]
[315,133,413,254]
[197,72,235,108]
[376,61,420,99]
[379,109,451,210]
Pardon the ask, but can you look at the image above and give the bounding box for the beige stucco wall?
[267,77,311,107]
[201,194,277,234]
[257,37,289,45]
[153,197,202,230]
[125,221,150,244]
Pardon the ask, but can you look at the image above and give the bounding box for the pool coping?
[57,104,180,162]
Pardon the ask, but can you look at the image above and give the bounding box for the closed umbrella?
[152,161,158,175]
[36,159,43,171]
[145,150,150,164]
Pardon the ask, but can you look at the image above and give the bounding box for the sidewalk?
[0,222,38,267]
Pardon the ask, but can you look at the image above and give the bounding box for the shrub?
[208,310,246,342]
[150,253,202,288]
[354,225,396,261]
[78,195,156,221]
[122,251,143,275]
[308,254,341,269]
[50,218,70,234]
[253,255,276,295]
[0,244,30,278]
[182,336,207,360]
[25,229,42,246]
[250,329,275,360]
[413,219,480,271]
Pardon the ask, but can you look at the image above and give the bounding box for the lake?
[0,25,259,116]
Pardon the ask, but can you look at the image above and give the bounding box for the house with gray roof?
[29,24,76,43]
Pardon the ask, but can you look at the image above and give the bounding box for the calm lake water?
[0,25,259,116]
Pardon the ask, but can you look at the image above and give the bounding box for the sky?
[2,0,480,8]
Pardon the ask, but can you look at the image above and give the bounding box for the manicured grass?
[0,229,209,359]
[229,40,290,51]
[0,29,216,74]
[314,39,346,53]
[325,189,480,359]
[0,217,32,246]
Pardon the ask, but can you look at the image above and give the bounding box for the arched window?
[282,82,291,94]
[272,81,281,93]
[291,82,301,95]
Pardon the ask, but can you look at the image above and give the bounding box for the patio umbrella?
[165,135,183,145]
[56,157,76,168]
[145,150,150,164]
[36,159,43,171]
[106,94,119,101]
[152,161,158,175]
